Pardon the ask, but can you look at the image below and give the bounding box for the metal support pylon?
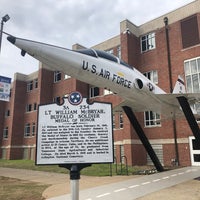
[123,106,164,172]
[177,96,200,146]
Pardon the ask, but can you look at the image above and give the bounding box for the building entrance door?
[189,136,200,166]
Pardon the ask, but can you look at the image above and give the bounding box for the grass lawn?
[0,176,49,200]
[0,160,156,200]
[0,159,150,176]
[0,159,67,174]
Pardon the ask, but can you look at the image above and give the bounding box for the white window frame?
[33,103,37,111]
[141,32,156,53]
[34,79,38,88]
[24,123,31,137]
[54,71,62,83]
[89,86,99,98]
[26,104,32,112]
[114,112,124,130]
[119,113,124,129]
[5,109,10,117]
[143,70,160,127]
[113,114,116,129]
[144,70,158,84]
[3,127,8,139]
[32,122,36,136]
[189,136,200,166]
[144,111,161,127]
[184,57,200,93]
[27,80,33,92]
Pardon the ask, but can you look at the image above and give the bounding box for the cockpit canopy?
[76,48,132,69]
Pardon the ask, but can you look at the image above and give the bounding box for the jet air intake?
[135,78,154,92]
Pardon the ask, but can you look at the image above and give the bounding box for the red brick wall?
[9,148,23,160]
[1,12,200,166]
[10,80,26,147]
[163,143,191,166]
[38,68,54,104]
[130,144,146,165]
[178,143,191,166]
[120,32,140,67]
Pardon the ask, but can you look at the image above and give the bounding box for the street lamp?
[0,14,10,53]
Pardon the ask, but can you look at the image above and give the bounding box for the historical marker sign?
[36,92,113,165]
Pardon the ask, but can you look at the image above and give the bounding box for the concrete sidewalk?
[0,167,69,185]
[47,166,200,200]
[0,167,134,199]
[0,167,200,200]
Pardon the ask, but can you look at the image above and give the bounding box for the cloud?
[0,0,194,79]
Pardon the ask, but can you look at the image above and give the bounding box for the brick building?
[1,1,200,167]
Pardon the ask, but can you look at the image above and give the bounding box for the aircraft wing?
[114,93,200,119]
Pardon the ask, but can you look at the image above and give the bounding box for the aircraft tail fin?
[172,75,186,94]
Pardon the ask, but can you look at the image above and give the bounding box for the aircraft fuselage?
[7,36,173,114]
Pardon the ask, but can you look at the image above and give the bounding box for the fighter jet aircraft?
[7,35,200,119]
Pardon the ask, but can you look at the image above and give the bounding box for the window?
[141,32,156,52]
[184,57,200,93]
[24,123,35,137]
[3,127,8,139]
[119,113,123,129]
[27,81,33,92]
[27,79,38,91]
[144,111,161,127]
[144,70,158,84]
[5,109,10,117]
[144,70,160,127]
[26,103,37,112]
[181,15,200,49]
[113,115,115,129]
[54,71,62,82]
[33,103,37,111]
[24,123,31,137]
[32,123,36,136]
[34,79,38,88]
[117,46,121,59]
[53,96,61,104]
[90,86,99,98]
[26,104,32,112]
[114,112,124,129]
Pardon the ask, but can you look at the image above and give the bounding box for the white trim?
[189,136,200,166]
[114,138,189,145]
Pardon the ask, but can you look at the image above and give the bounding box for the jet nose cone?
[7,35,16,44]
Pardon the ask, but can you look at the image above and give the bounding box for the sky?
[0,0,195,80]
